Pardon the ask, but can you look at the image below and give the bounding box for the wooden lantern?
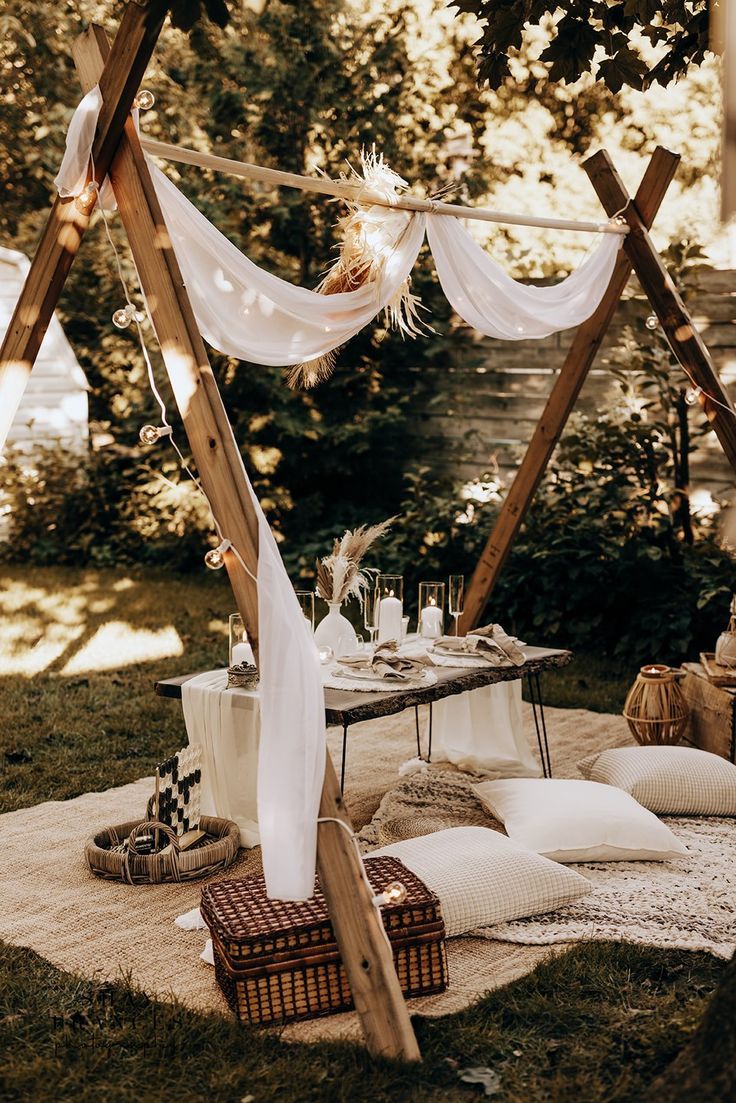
[623,664,690,746]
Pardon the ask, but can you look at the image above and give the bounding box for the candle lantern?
[229,613,254,667]
[623,664,689,746]
[418,581,445,639]
[376,574,403,644]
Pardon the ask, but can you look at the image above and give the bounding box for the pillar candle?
[377,593,402,643]
[231,641,255,666]
[420,602,443,639]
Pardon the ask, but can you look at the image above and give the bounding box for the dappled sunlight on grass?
[60,621,183,675]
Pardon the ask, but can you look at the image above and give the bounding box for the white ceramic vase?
[314,602,358,658]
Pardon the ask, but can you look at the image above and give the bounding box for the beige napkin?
[432,623,526,667]
[336,641,433,682]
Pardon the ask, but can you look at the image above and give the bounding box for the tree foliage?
[454,1,712,92]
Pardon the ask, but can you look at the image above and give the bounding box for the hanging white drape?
[150,163,426,366]
[426,214,620,340]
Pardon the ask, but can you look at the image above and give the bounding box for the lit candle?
[377,589,402,643]
[420,597,443,639]
[231,641,255,666]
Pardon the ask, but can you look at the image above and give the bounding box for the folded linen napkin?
[336,641,433,682]
[432,623,526,667]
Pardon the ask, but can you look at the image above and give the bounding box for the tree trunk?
[648,951,736,1100]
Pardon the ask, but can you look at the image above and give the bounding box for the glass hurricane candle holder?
[229,613,254,666]
[295,590,315,631]
[418,581,445,639]
[376,574,404,644]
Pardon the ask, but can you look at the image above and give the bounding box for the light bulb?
[382,881,408,905]
[204,539,231,570]
[112,307,132,329]
[685,386,702,406]
[139,424,160,446]
[134,89,155,110]
[74,182,98,215]
[645,314,658,330]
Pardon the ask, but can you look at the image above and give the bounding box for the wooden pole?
[584,149,736,475]
[74,26,420,1063]
[460,147,680,631]
[0,0,165,452]
[139,136,628,236]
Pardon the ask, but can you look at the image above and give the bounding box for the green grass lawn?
[0,564,719,1102]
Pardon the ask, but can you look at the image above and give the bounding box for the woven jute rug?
[0,702,652,1044]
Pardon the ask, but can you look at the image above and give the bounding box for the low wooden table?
[156,646,572,790]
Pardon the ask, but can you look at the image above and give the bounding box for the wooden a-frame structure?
[1,0,735,1063]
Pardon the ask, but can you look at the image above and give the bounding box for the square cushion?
[372,825,591,936]
[577,745,736,816]
[473,778,688,863]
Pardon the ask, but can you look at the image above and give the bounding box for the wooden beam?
[74,26,420,1063]
[584,149,736,475]
[461,147,680,631]
[0,0,165,452]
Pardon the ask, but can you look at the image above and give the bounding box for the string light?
[134,89,155,111]
[139,424,173,446]
[204,539,232,570]
[645,314,658,330]
[685,385,702,406]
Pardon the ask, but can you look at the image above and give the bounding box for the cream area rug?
[2,701,725,1046]
[361,769,736,960]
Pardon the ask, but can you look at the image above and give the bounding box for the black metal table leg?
[414,706,422,759]
[340,720,349,791]
[527,673,552,778]
[427,702,433,763]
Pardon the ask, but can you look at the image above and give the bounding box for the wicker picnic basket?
[85,815,240,885]
[201,855,448,1025]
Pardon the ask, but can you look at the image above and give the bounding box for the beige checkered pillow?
[372,825,591,937]
[578,746,736,816]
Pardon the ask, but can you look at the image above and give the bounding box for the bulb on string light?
[112,303,137,329]
[372,881,408,907]
[685,386,702,406]
[74,181,98,215]
[134,89,155,110]
[204,539,232,570]
[645,315,658,330]
[139,424,173,446]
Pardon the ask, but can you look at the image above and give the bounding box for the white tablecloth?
[181,670,260,848]
[430,681,542,776]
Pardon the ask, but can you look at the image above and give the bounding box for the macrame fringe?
[289,147,428,389]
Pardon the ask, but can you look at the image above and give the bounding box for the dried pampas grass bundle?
[288,148,430,390]
[315,517,396,606]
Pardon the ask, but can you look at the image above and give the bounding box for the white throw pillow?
[577,745,736,816]
[371,825,591,936]
[473,778,688,863]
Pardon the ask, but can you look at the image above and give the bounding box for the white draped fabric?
[426,215,621,340]
[150,163,427,365]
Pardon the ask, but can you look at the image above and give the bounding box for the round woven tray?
[376,810,497,846]
[85,815,240,885]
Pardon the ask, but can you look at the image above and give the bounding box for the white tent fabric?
[426,214,620,340]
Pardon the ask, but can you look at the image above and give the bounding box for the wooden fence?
[407,268,736,497]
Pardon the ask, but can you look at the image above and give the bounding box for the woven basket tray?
[85,815,240,885]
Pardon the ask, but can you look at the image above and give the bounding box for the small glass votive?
[296,590,315,631]
[418,582,445,639]
[229,612,253,666]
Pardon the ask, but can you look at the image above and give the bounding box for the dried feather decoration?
[289,149,430,389]
[315,517,395,607]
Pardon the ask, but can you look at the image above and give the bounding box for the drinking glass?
[448,574,465,636]
[296,590,315,631]
[363,584,381,650]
